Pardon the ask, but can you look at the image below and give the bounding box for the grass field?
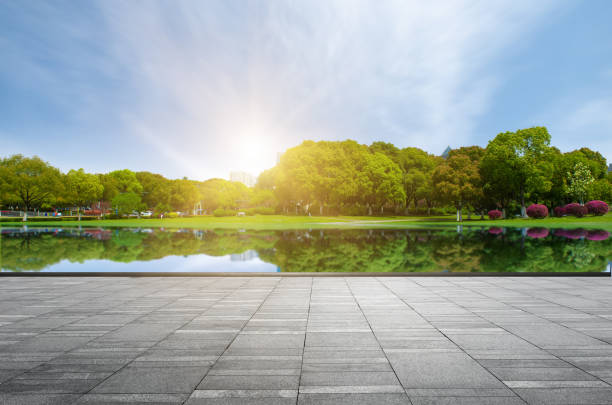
[1,213,611,231]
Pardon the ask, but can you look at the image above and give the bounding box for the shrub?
[586,230,609,241]
[213,208,237,217]
[564,203,588,218]
[488,227,503,235]
[585,200,609,216]
[165,212,179,218]
[254,207,275,215]
[488,210,502,220]
[526,204,548,219]
[553,206,565,217]
[526,227,549,239]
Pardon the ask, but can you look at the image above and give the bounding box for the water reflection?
[1,226,610,273]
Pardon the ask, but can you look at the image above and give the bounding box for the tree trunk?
[320,205,323,216]
[78,207,82,221]
[368,205,372,216]
[456,205,462,222]
[520,189,527,218]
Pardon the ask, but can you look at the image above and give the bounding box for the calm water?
[1,226,610,273]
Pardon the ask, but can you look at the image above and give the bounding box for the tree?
[136,171,171,209]
[0,155,63,219]
[397,147,435,212]
[100,169,143,202]
[360,152,405,215]
[65,169,104,220]
[481,127,553,217]
[111,192,142,215]
[566,162,594,204]
[433,153,481,222]
[168,179,199,212]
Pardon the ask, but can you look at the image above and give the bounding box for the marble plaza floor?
[1,277,612,404]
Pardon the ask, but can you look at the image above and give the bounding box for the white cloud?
[2,0,561,179]
[549,98,612,161]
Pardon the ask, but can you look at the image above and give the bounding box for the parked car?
[140,211,153,217]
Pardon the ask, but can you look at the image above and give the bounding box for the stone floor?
[1,277,612,404]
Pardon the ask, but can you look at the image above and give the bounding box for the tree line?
[1,126,610,219]
[259,127,611,218]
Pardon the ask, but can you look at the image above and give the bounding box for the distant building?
[230,171,256,187]
[441,146,452,159]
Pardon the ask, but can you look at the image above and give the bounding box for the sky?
[1,0,611,181]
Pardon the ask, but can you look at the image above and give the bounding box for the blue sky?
[1,0,611,180]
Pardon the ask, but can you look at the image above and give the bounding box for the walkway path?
[1,277,612,404]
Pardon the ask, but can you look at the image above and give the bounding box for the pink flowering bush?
[586,230,610,241]
[565,203,588,218]
[585,200,609,216]
[488,227,503,235]
[526,204,548,219]
[527,227,549,239]
[553,206,565,217]
[488,210,502,220]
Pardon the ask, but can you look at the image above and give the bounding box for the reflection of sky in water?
[36,251,278,273]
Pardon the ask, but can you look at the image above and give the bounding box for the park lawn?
[1,213,611,231]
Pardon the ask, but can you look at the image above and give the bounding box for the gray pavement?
[1,277,612,404]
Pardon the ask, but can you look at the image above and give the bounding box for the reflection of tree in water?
[1,227,610,273]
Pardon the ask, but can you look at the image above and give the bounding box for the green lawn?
[1,213,611,231]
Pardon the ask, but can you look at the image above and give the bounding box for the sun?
[234,132,277,175]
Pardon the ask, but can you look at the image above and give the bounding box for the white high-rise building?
[230,171,256,187]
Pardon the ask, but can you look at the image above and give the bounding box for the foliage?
[526,204,548,219]
[0,155,63,210]
[213,208,237,217]
[488,210,502,220]
[65,169,103,210]
[433,149,482,221]
[481,127,553,216]
[564,203,588,218]
[585,200,608,216]
[566,162,594,204]
[554,206,566,217]
[111,192,142,215]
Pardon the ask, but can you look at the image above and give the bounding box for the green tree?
[433,152,481,222]
[566,161,594,204]
[168,179,200,212]
[135,172,171,209]
[481,127,553,217]
[100,169,143,202]
[111,192,142,215]
[65,169,104,220]
[0,155,63,218]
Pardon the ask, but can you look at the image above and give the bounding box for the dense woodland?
[1,126,610,218]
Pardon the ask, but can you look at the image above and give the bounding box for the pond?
[1,226,610,274]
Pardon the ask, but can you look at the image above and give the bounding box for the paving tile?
[198,375,299,390]
[387,351,507,388]
[92,366,208,393]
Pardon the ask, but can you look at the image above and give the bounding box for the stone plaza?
[1,276,612,404]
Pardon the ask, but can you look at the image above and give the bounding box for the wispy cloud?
[1,0,563,178]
